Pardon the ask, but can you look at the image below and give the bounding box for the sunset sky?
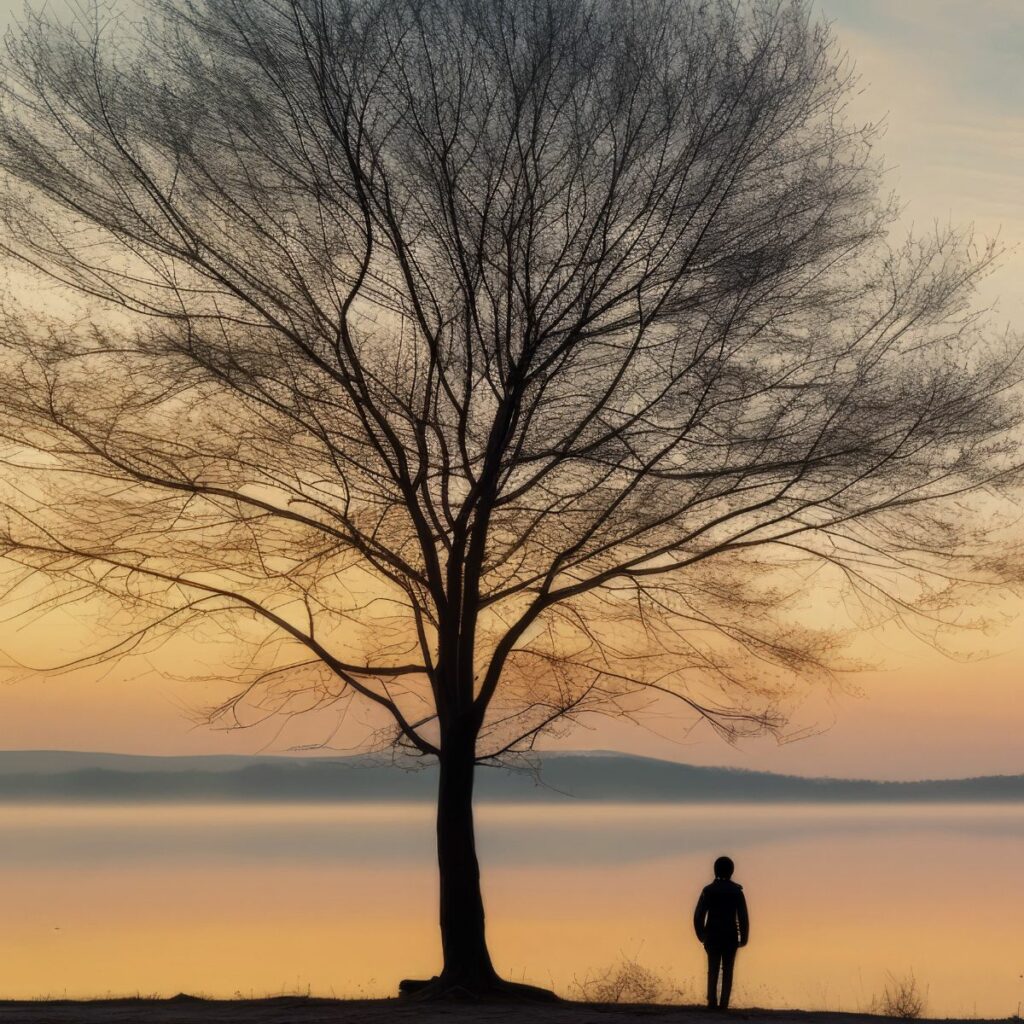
[0,0,1021,782]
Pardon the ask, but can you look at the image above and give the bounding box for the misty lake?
[0,802,1020,1016]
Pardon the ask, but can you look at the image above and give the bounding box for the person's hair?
[714,856,734,879]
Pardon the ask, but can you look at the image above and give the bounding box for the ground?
[0,999,1011,1024]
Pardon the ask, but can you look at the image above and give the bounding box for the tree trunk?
[397,724,556,1000]
[435,728,498,989]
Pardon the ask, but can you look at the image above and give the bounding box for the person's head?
[713,855,734,880]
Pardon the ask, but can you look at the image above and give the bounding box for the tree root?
[398,974,560,1002]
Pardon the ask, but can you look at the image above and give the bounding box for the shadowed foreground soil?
[0,998,1012,1024]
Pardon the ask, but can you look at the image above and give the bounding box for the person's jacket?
[693,878,749,948]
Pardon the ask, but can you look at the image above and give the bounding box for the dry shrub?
[571,956,690,1005]
[872,971,928,1019]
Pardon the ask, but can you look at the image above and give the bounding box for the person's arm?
[737,891,749,947]
[693,890,707,942]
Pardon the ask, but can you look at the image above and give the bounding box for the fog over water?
[0,802,1020,1016]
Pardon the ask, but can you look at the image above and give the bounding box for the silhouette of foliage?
[872,971,928,1019]
[571,956,690,1005]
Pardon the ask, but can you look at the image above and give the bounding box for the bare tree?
[0,0,1019,997]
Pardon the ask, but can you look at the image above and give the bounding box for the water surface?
[0,802,1019,1016]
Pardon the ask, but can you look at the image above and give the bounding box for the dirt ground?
[0,998,1011,1024]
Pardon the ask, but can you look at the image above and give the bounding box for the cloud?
[816,0,1024,321]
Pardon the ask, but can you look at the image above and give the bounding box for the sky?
[0,0,1022,781]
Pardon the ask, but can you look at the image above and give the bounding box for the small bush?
[571,956,690,1005]
[872,971,927,1019]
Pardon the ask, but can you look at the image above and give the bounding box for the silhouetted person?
[693,855,749,1010]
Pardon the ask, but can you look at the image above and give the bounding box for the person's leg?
[719,946,738,1009]
[706,947,722,1008]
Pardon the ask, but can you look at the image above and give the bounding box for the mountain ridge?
[0,749,1019,802]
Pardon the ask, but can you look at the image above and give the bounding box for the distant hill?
[0,749,1020,803]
